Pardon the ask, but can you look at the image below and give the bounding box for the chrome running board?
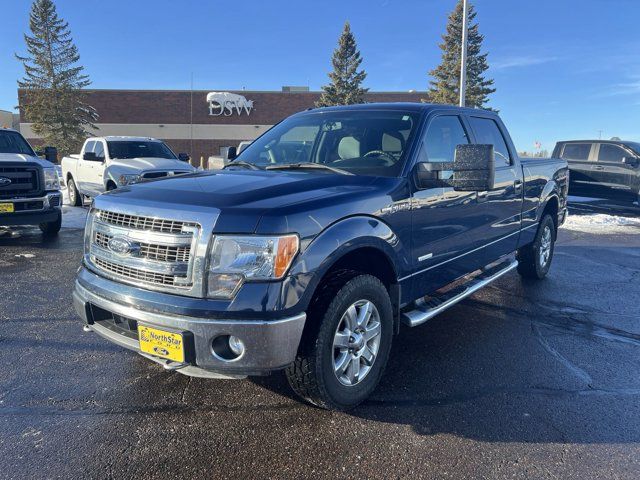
[401,258,518,327]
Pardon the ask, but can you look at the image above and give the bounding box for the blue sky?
[2,0,639,152]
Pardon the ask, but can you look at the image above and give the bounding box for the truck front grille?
[94,231,191,263]
[0,165,41,199]
[88,209,199,291]
[93,257,178,286]
[95,209,194,234]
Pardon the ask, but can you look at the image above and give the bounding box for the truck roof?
[308,102,494,115]
[87,136,162,142]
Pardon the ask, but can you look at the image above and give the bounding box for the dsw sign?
[207,92,254,116]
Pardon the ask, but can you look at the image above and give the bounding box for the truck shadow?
[254,244,640,444]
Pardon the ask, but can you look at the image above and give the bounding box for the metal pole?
[459,0,468,107]
[190,72,194,163]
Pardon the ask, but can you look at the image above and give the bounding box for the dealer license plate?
[138,325,185,363]
[0,203,14,213]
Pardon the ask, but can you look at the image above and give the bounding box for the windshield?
[107,141,176,160]
[624,142,640,156]
[235,110,420,177]
[0,130,36,155]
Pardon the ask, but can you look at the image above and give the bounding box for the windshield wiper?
[222,161,261,171]
[265,162,352,175]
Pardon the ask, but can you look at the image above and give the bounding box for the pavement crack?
[180,377,191,404]
[531,322,593,386]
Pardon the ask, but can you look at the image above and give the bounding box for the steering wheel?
[363,150,396,166]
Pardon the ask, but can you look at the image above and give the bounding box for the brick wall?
[19,89,428,162]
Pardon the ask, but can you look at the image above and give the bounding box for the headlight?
[43,167,60,190]
[207,235,299,299]
[118,174,142,186]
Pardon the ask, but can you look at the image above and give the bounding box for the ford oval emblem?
[0,177,11,187]
[107,236,135,256]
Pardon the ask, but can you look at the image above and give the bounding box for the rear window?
[561,143,591,160]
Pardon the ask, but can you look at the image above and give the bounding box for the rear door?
[593,143,634,190]
[466,115,523,263]
[559,142,596,186]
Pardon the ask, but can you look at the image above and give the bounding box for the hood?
[0,153,54,168]
[108,157,194,172]
[103,170,395,234]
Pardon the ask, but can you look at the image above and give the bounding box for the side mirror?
[178,153,190,162]
[223,146,237,163]
[622,156,639,167]
[83,151,98,161]
[452,144,495,191]
[43,146,58,163]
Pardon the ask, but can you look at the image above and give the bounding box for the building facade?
[18,88,426,163]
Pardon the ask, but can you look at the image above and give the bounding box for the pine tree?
[16,0,97,157]
[316,22,369,107]
[428,0,495,109]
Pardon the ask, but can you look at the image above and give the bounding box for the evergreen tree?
[428,0,495,109]
[316,22,368,107]
[16,0,97,157]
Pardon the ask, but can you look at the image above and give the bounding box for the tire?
[39,211,62,236]
[67,177,82,206]
[517,214,556,279]
[285,274,393,410]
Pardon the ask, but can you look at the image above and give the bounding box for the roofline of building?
[17,88,427,95]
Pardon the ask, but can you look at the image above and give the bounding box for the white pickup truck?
[61,136,195,206]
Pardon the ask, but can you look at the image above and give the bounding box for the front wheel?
[39,211,62,236]
[67,177,82,206]
[517,214,556,279]
[286,274,393,410]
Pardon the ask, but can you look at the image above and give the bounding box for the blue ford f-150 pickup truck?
[73,103,568,409]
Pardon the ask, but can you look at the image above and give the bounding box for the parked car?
[73,104,568,409]
[553,139,640,203]
[61,136,195,205]
[0,128,62,235]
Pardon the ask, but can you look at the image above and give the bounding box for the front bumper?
[0,192,62,226]
[73,267,307,378]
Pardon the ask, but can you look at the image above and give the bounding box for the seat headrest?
[338,136,360,160]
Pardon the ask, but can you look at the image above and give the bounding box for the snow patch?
[61,188,89,229]
[15,253,36,258]
[562,213,640,233]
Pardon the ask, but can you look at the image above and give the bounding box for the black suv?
[553,140,640,203]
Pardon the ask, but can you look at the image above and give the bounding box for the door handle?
[593,166,605,171]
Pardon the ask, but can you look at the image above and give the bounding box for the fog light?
[228,335,245,356]
[211,335,245,361]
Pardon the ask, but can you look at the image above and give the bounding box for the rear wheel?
[517,214,556,279]
[286,274,393,410]
[39,211,62,236]
[67,177,82,206]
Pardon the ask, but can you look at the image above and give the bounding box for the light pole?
[459,0,469,107]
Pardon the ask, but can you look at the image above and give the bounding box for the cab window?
[561,143,592,161]
[598,144,626,163]
[468,117,511,167]
[422,115,469,163]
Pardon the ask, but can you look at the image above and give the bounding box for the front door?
[594,143,634,191]
[409,114,486,299]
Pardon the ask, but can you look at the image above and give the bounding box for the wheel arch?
[287,216,407,335]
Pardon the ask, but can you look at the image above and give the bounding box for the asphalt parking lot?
[1,200,639,479]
